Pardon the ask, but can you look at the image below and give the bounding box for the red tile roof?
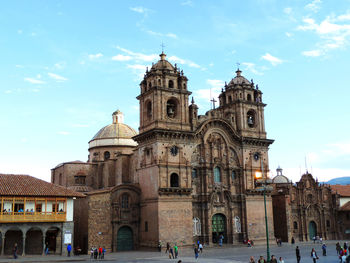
[330,185,350,197]
[0,174,85,197]
[340,201,350,211]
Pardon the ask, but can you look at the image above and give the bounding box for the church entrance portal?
[212,214,226,243]
[117,226,133,251]
[308,221,317,240]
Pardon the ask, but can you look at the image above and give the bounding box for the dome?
[151,52,175,71]
[272,175,290,184]
[89,110,138,149]
[228,69,251,86]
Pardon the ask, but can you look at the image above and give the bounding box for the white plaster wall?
[4,202,12,211]
[340,197,350,207]
[66,198,74,221]
[25,202,35,211]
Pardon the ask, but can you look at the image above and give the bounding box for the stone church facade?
[272,167,339,243]
[51,52,275,252]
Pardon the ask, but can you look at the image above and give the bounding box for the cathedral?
[51,52,276,252]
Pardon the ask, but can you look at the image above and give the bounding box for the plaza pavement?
[0,240,345,263]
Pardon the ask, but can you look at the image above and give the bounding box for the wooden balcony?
[0,211,66,223]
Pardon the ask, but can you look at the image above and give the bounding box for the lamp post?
[255,157,271,263]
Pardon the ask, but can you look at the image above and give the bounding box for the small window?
[146,101,152,119]
[183,83,186,89]
[326,220,330,227]
[293,221,298,230]
[158,79,161,86]
[214,167,221,183]
[228,96,232,103]
[74,176,86,185]
[145,221,148,232]
[247,94,252,101]
[168,80,174,88]
[104,151,110,160]
[192,169,197,179]
[121,194,129,209]
[36,204,42,213]
[59,173,62,185]
[231,171,235,180]
[170,173,179,187]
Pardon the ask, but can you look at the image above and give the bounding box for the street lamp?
[255,158,271,263]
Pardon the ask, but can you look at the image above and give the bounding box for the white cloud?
[24,78,45,84]
[297,15,350,56]
[5,90,12,94]
[88,53,103,60]
[285,32,293,37]
[302,49,323,57]
[193,79,223,103]
[146,30,177,39]
[17,29,23,34]
[242,62,264,75]
[72,124,90,128]
[112,54,132,61]
[54,62,66,69]
[261,53,283,66]
[130,6,153,15]
[168,55,201,68]
[48,73,68,82]
[305,0,322,13]
[115,46,158,62]
[15,65,24,68]
[127,64,148,80]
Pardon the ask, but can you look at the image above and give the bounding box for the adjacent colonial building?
[0,174,84,256]
[330,185,350,239]
[272,168,339,243]
[52,52,275,252]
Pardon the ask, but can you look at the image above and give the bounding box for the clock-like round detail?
[170,146,178,156]
[253,152,260,161]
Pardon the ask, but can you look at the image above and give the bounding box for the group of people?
[193,241,204,259]
[249,255,285,263]
[90,246,106,260]
[164,242,179,259]
[336,242,350,263]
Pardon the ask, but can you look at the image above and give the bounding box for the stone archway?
[309,221,317,240]
[117,226,133,251]
[46,227,61,254]
[25,228,43,254]
[4,229,23,255]
[212,213,227,243]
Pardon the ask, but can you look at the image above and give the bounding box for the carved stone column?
[1,236,5,255]
[22,234,26,256]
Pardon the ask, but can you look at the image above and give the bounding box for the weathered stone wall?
[74,197,88,253]
[272,194,288,242]
[139,201,158,247]
[88,192,112,252]
[246,194,274,243]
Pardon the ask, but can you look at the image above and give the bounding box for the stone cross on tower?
[160,42,165,53]
[210,97,217,109]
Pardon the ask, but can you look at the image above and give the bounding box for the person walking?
[249,256,256,263]
[194,246,199,260]
[166,242,170,254]
[101,247,105,259]
[258,255,266,263]
[174,244,178,258]
[90,247,94,259]
[278,257,284,263]
[45,242,49,255]
[199,243,203,253]
[296,246,301,263]
[67,243,72,257]
[270,255,277,263]
[311,248,318,263]
[322,243,327,256]
[169,246,174,259]
[98,246,102,259]
[13,243,18,259]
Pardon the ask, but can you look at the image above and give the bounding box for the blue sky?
[1,0,350,182]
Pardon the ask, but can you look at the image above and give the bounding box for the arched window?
[231,170,235,181]
[183,83,186,89]
[166,99,177,118]
[146,101,152,119]
[293,221,298,230]
[228,96,232,103]
[326,220,330,227]
[247,94,252,101]
[121,194,129,209]
[104,151,110,160]
[170,173,179,187]
[158,79,161,86]
[247,110,255,128]
[192,168,197,179]
[214,167,221,183]
[193,217,201,236]
[148,82,152,89]
[168,80,174,88]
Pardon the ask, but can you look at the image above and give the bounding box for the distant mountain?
[326,177,350,185]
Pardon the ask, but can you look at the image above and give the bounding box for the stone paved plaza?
[0,240,345,263]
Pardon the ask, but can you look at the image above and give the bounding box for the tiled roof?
[330,185,350,197]
[340,201,350,211]
[0,174,85,197]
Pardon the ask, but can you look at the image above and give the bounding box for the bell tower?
[134,52,195,248]
[137,52,192,134]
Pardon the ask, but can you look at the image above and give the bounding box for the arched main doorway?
[46,227,60,254]
[117,226,133,251]
[309,221,317,240]
[25,228,43,254]
[212,213,226,243]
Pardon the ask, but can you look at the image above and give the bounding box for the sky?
[1,0,350,183]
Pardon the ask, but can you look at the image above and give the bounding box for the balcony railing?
[0,211,66,223]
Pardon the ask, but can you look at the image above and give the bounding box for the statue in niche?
[234,216,241,233]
